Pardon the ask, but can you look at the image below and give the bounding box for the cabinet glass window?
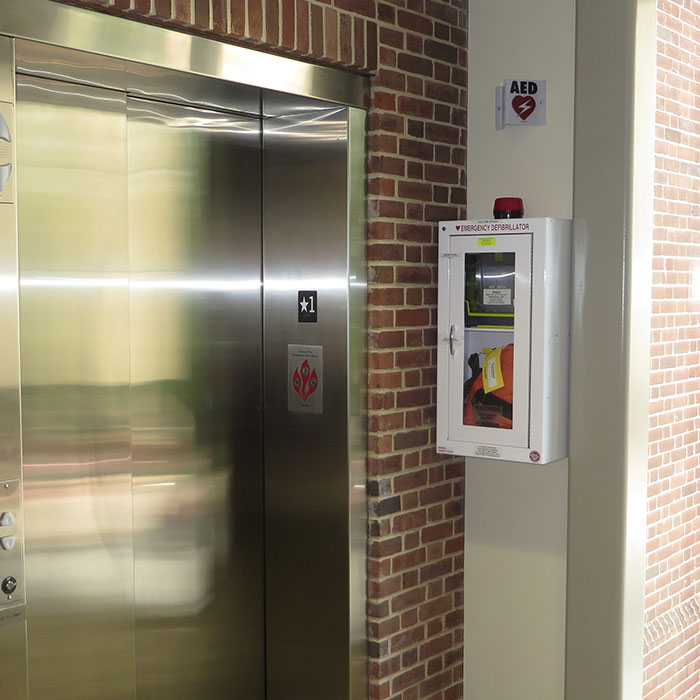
[463,252,515,430]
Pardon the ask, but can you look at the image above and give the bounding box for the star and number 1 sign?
[298,290,318,323]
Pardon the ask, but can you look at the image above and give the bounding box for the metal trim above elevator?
[0,0,369,110]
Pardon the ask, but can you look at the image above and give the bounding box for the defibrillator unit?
[436,218,571,464]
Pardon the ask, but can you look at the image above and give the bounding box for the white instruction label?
[483,288,512,306]
[475,445,501,458]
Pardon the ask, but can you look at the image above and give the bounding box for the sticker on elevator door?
[298,290,318,323]
[288,345,323,414]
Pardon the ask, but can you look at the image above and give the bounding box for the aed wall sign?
[496,79,547,130]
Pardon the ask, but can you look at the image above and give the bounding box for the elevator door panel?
[16,74,265,699]
[127,98,264,699]
[17,76,134,700]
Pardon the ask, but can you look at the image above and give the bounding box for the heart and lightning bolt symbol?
[512,95,536,121]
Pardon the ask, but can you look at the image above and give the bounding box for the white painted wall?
[464,1,576,698]
[467,0,575,221]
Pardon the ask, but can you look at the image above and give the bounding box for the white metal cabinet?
[437,218,571,464]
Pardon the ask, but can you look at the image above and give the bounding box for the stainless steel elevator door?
[16,76,264,699]
[17,74,134,700]
[127,97,264,700]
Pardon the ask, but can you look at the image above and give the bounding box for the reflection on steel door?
[16,75,264,699]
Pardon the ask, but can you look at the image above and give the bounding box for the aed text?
[510,80,538,95]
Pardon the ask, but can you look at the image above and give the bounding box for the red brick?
[392,665,426,694]
[369,243,404,261]
[380,27,404,49]
[420,483,452,505]
[231,0,245,34]
[397,53,433,77]
[265,0,279,45]
[324,7,338,61]
[249,0,263,39]
[369,412,404,431]
[426,122,460,145]
[370,154,404,175]
[211,0,227,32]
[425,0,459,24]
[392,547,427,573]
[395,470,429,492]
[296,0,309,53]
[395,348,431,367]
[424,39,458,64]
[398,181,433,200]
[353,16,365,68]
[391,587,427,614]
[397,9,433,35]
[420,669,453,696]
[369,371,402,389]
[419,594,452,621]
[310,3,323,56]
[371,331,405,350]
[334,0,375,18]
[398,96,434,118]
[369,112,405,133]
[172,0,191,22]
[374,69,406,91]
[395,310,431,328]
[406,33,422,54]
[396,265,432,285]
[280,0,295,46]
[393,509,428,533]
[426,81,460,104]
[369,133,398,153]
[194,0,210,27]
[422,522,453,543]
[369,222,395,241]
[339,12,353,64]
[400,139,434,161]
[397,388,431,408]
[368,350,394,369]
[154,0,171,19]
[366,16,378,71]
[369,537,402,559]
[420,558,452,584]
[368,454,402,475]
[425,163,460,184]
[369,287,404,306]
[397,223,433,242]
[394,429,429,450]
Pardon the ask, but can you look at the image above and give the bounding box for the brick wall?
[56,1,468,699]
[645,1,700,699]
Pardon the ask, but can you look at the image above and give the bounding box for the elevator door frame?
[0,9,367,699]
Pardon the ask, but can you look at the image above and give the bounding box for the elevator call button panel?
[0,101,14,202]
[436,218,571,464]
[0,479,24,605]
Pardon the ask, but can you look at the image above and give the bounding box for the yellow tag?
[478,237,496,246]
[482,346,504,394]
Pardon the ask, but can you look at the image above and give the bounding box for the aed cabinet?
[436,218,571,464]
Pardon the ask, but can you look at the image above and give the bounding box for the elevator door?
[16,75,264,699]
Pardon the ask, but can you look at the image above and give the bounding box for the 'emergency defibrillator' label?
[453,221,531,233]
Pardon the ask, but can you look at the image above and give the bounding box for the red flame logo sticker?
[292,359,319,402]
